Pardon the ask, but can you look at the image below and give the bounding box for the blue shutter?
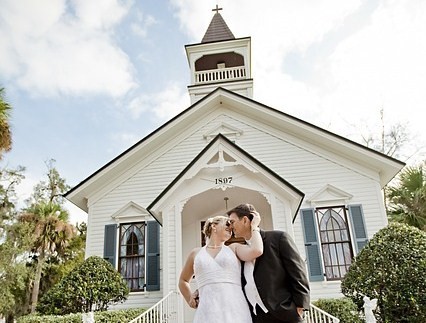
[146,221,160,291]
[301,209,324,282]
[348,205,368,253]
[103,224,117,267]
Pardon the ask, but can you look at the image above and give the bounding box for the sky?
[1,0,425,224]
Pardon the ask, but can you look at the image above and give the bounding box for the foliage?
[0,166,25,223]
[0,161,85,320]
[16,308,146,323]
[37,256,129,314]
[38,222,86,296]
[0,166,31,321]
[313,298,363,323]
[19,159,76,313]
[387,162,426,231]
[360,108,409,159]
[19,202,76,313]
[0,87,12,158]
[341,222,426,322]
[25,159,70,206]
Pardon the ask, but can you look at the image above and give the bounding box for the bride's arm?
[230,211,263,261]
[178,248,200,308]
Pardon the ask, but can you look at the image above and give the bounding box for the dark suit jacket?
[253,230,310,322]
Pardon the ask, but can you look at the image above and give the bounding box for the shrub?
[37,256,129,314]
[17,308,146,323]
[341,222,426,322]
[313,298,363,323]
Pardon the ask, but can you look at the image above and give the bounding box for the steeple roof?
[201,12,235,43]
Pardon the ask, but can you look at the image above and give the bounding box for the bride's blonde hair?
[203,215,228,238]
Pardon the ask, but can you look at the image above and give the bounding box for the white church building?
[65,9,404,322]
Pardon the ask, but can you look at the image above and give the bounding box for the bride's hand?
[188,289,199,308]
[250,211,261,229]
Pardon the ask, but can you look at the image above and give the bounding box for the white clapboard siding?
[84,107,389,306]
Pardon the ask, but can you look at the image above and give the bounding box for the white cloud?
[71,0,131,30]
[0,0,137,98]
[317,0,426,159]
[131,11,158,38]
[128,83,190,121]
[171,0,426,163]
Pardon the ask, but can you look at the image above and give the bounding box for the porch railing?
[128,291,340,323]
[195,66,246,84]
[306,303,340,323]
[128,291,179,323]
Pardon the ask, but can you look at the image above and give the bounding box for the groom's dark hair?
[227,203,256,221]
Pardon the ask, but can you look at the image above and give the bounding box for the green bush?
[17,308,146,323]
[313,298,363,323]
[341,222,426,322]
[37,256,129,314]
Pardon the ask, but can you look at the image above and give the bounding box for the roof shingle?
[201,12,235,43]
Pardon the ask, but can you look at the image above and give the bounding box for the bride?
[179,213,263,322]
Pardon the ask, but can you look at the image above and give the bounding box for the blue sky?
[1,0,425,223]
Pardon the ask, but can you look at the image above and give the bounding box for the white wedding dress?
[193,245,252,323]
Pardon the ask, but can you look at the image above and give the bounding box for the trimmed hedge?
[341,222,426,322]
[37,256,129,314]
[313,298,363,323]
[17,308,145,323]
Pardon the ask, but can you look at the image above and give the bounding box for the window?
[119,223,145,291]
[316,206,353,280]
[301,204,367,282]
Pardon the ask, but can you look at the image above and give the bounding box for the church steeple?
[185,7,253,104]
[201,5,235,43]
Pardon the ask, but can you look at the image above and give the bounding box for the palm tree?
[387,162,426,231]
[19,202,76,313]
[0,88,12,158]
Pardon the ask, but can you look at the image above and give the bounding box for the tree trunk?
[30,253,45,313]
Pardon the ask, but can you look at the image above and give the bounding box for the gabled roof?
[147,134,305,224]
[65,87,405,212]
[201,12,235,43]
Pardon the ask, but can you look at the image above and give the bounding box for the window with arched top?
[119,223,145,291]
[316,206,353,280]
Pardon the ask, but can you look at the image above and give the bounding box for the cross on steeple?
[212,4,223,14]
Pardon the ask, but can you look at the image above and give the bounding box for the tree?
[0,88,12,158]
[387,162,426,231]
[19,202,75,313]
[360,108,410,159]
[341,223,426,322]
[37,256,129,315]
[26,159,70,206]
[38,222,86,297]
[0,166,31,323]
[20,159,75,313]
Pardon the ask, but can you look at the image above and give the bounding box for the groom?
[227,203,310,323]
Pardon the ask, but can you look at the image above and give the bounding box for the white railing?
[195,66,246,84]
[128,291,179,323]
[306,303,340,323]
[128,292,340,323]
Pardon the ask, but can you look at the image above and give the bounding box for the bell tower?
[185,6,253,104]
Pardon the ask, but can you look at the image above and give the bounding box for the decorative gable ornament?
[111,201,151,223]
[308,184,353,207]
[203,121,243,142]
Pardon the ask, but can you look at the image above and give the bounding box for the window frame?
[118,221,147,292]
[315,205,354,281]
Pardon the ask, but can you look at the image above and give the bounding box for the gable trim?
[147,133,304,224]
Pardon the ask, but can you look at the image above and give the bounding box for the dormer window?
[217,62,226,69]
